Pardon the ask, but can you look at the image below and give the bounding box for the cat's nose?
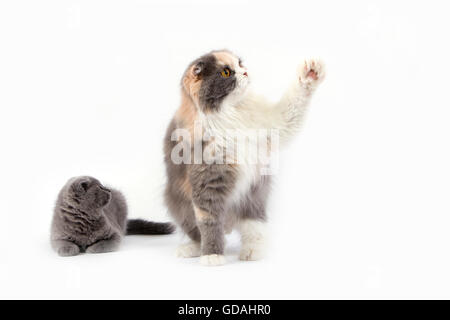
[243,72,248,77]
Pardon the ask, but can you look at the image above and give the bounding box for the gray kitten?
[51,176,175,256]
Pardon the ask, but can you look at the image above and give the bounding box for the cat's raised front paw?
[200,254,226,266]
[176,241,201,258]
[298,58,325,88]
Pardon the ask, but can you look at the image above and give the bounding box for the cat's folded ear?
[192,61,204,77]
[73,178,90,193]
[182,60,205,95]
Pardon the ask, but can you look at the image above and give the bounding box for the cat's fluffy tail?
[126,219,175,235]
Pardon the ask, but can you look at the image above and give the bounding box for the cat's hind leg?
[175,208,202,258]
[237,219,267,261]
[86,234,121,254]
[176,240,201,258]
[52,239,80,257]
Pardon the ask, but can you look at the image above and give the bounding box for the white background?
[1,0,449,299]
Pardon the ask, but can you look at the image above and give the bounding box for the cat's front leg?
[190,164,235,266]
[52,239,80,257]
[86,234,121,254]
[194,205,226,266]
[275,58,325,143]
[297,58,325,92]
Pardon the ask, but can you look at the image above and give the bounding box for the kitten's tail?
[126,219,175,235]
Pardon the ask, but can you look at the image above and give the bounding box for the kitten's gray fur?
[51,176,175,257]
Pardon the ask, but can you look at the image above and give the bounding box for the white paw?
[200,254,226,266]
[239,245,265,261]
[298,58,325,88]
[176,241,201,258]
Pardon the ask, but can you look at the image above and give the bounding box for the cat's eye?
[221,68,231,78]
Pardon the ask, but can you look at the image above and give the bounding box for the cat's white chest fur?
[230,163,260,205]
[202,109,264,206]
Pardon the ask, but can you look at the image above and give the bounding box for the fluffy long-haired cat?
[51,176,175,256]
[164,50,325,266]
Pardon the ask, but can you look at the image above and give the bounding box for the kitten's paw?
[298,58,325,88]
[176,241,201,258]
[57,245,80,257]
[200,254,226,266]
[86,240,119,254]
[239,245,265,261]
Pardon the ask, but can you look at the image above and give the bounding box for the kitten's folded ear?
[74,179,89,193]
